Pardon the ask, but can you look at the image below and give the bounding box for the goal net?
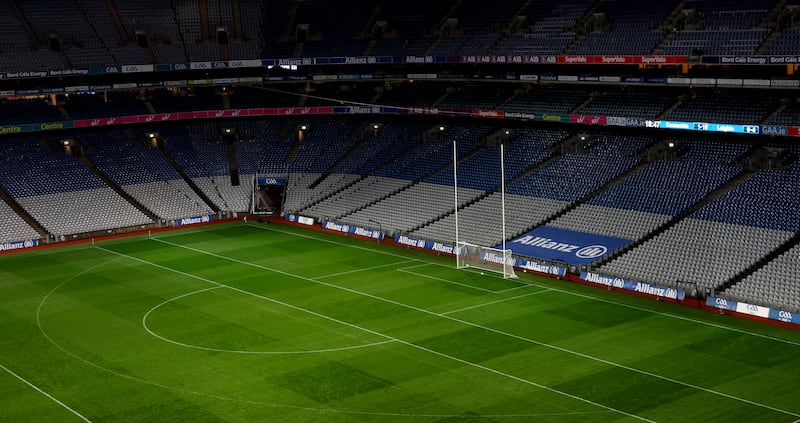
[456,241,517,279]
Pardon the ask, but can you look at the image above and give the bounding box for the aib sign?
[506,226,630,265]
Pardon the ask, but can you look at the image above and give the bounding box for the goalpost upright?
[453,140,459,251]
[454,138,517,279]
[501,142,507,253]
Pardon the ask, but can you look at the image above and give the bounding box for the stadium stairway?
[281,0,299,42]
[143,100,157,114]
[595,168,756,268]
[418,146,563,235]
[761,98,791,125]
[296,136,422,216]
[232,0,244,40]
[199,0,211,43]
[307,123,375,190]
[222,93,231,110]
[159,148,221,213]
[755,1,788,54]
[562,0,604,54]
[76,155,160,222]
[335,139,486,224]
[650,0,689,55]
[510,157,651,242]
[437,0,465,32]
[0,185,46,237]
[656,95,684,119]
[9,0,39,47]
[57,106,72,121]
[490,0,538,52]
[420,134,569,239]
[295,122,434,214]
[225,137,240,187]
[361,0,384,42]
[219,42,230,61]
[721,231,800,294]
[105,0,131,44]
[404,142,515,232]
[659,0,690,31]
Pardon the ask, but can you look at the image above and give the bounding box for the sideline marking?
[150,236,800,419]
[99,244,653,422]
[0,363,92,422]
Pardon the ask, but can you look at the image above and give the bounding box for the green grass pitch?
[1,222,799,422]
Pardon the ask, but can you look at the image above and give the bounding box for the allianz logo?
[575,245,608,259]
[482,252,507,264]
[511,236,609,259]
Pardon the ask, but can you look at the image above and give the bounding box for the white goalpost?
[453,140,517,279]
[456,241,517,278]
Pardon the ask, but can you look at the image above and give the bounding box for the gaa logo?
[575,245,608,259]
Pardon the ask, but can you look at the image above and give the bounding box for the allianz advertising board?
[506,226,630,265]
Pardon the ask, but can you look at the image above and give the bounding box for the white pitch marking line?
[252,224,800,348]
[149,237,800,419]
[396,268,502,293]
[102,243,652,422]
[396,263,431,270]
[0,363,92,423]
[443,289,554,315]
[142,286,395,354]
[315,260,417,279]
[36,255,609,420]
[496,284,534,293]
[94,246,393,350]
